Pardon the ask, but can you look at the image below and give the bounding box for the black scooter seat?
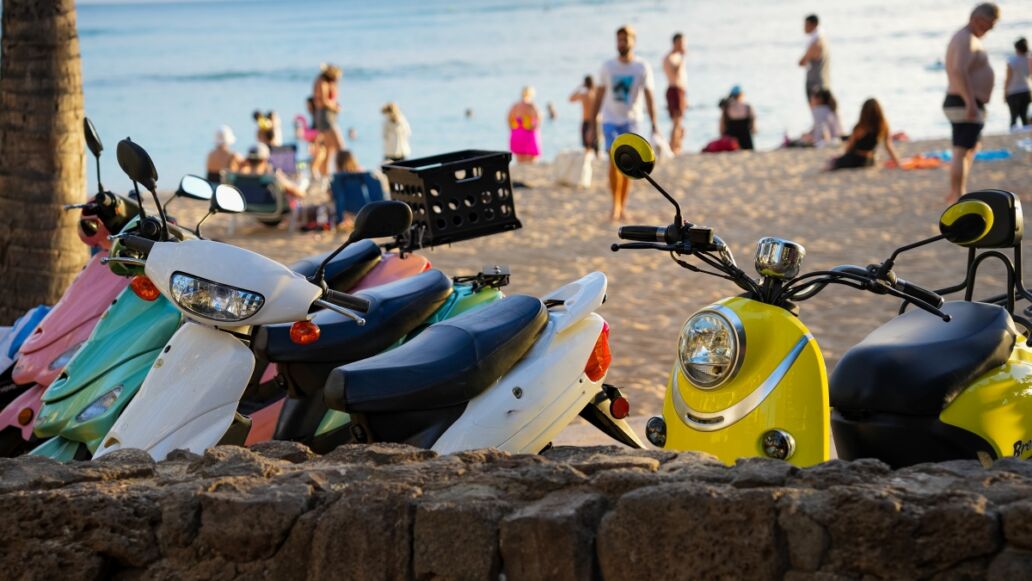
[288,239,381,292]
[254,269,454,364]
[325,295,548,413]
[830,301,1016,416]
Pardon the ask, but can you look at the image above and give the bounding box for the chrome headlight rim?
[678,306,746,390]
[169,271,265,323]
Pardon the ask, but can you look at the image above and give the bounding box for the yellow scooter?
[607,134,1027,467]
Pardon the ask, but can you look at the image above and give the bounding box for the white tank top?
[1007,54,1031,95]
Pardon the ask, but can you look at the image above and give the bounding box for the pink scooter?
[0,119,137,454]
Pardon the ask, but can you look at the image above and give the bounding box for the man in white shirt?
[591,25,658,222]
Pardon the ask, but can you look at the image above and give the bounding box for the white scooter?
[324,271,644,454]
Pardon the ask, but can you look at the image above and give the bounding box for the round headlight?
[678,309,744,388]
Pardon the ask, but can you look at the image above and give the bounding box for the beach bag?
[553,149,593,188]
[702,136,740,153]
[650,129,674,160]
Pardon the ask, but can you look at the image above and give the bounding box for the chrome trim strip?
[679,304,747,390]
[672,333,812,432]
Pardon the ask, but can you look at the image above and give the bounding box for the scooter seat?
[830,301,1016,416]
[254,269,454,364]
[288,239,382,292]
[325,295,548,414]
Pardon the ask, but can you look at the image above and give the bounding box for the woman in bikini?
[312,64,344,179]
[507,86,541,164]
[829,98,901,170]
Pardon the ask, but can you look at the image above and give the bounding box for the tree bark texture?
[0,0,87,324]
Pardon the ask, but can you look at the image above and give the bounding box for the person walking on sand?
[508,86,542,164]
[663,32,688,154]
[381,102,412,162]
[312,63,344,180]
[799,14,830,104]
[590,25,658,222]
[1005,37,1031,128]
[944,3,1000,203]
[569,75,599,154]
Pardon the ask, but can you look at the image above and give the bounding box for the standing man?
[663,33,688,154]
[569,75,599,155]
[591,25,658,222]
[798,14,830,104]
[944,3,999,203]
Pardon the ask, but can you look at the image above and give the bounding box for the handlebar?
[324,289,371,314]
[895,278,944,309]
[618,225,678,244]
[120,234,155,254]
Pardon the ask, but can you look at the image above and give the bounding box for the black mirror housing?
[84,117,103,159]
[116,138,158,192]
[350,200,413,241]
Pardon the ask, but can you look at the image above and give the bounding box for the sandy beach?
[179,133,1032,418]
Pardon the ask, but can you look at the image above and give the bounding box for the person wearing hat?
[205,125,243,183]
[238,143,306,199]
[719,85,755,150]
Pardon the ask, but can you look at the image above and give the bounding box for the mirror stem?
[311,235,355,286]
[879,234,945,277]
[95,156,103,195]
[643,174,683,228]
[194,210,214,240]
[148,188,169,240]
[132,180,148,221]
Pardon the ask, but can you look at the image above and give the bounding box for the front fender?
[94,322,254,460]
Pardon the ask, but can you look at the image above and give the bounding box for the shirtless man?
[663,33,687,154]
[569,76,599,154]
[798,14,830,104]
[944,3,999,203]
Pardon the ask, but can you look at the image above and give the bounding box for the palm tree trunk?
[0,0,87,324]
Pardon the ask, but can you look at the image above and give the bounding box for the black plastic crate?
[383,150,521,251]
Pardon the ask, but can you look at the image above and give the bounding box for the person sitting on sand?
[238,143,306,198]
[205,126,243,183]
[828,98,901,170]
[786,89,843,147]
[508,86,541,164]
[719,86,755,150]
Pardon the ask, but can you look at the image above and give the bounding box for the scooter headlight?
[76,385,123,422]
[169,272,265,323]
[49,341,84,371]
[678,309,745,389]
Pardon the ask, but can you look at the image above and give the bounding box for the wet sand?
[178,133,1032,423]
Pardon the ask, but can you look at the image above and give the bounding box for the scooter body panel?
[662,297,830,466]
[13,252,128,386]
[30,435,83,462]
[432,313,606,454]
[349,252,430,291]
[145,239,321,326]
[941,339,1032,459]
[93,322,255,460]
[0,305,50,376]
[0,384,45,440]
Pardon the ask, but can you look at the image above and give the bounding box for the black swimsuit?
[831,131,878,170]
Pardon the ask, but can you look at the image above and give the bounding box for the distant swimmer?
[943,3,999,203]
[798,14,830,105]
[569,75,599,154]
[663,32,687,154]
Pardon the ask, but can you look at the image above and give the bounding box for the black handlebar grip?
[618,225,670,243]
[121,234,155,253]
[897,278,945,309]
[325,289,371,313]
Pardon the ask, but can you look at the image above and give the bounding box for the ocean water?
[73,0,1032,190]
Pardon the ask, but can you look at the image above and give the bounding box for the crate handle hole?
[454,166,484,183]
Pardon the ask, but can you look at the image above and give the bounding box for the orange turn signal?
[130,275,160,301]
[290,320,320,345]
[17,407,34,426]
[584,322,612,382]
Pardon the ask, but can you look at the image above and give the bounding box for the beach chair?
[269,144,298,177]
[330,171,385,224]
[224,172,294,230]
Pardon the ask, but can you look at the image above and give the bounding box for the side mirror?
[84,117,103,159]
[610,133,655,179]
[939,199,994,247]
[350,200,413,241]
[116,138,158,192]
[177,175,214,201]
[213,184,246,214]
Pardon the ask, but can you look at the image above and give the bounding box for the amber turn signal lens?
[130,275,160,301]
[584,322,612,382]
[290,320,320,345]
[17,407,34,426]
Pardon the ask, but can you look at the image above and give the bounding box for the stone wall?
[1,443,1031,580]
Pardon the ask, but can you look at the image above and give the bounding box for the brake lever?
[610,242,679,252]
[313,299,366,326]
[63,203,90,211]
[100,257,146,268]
